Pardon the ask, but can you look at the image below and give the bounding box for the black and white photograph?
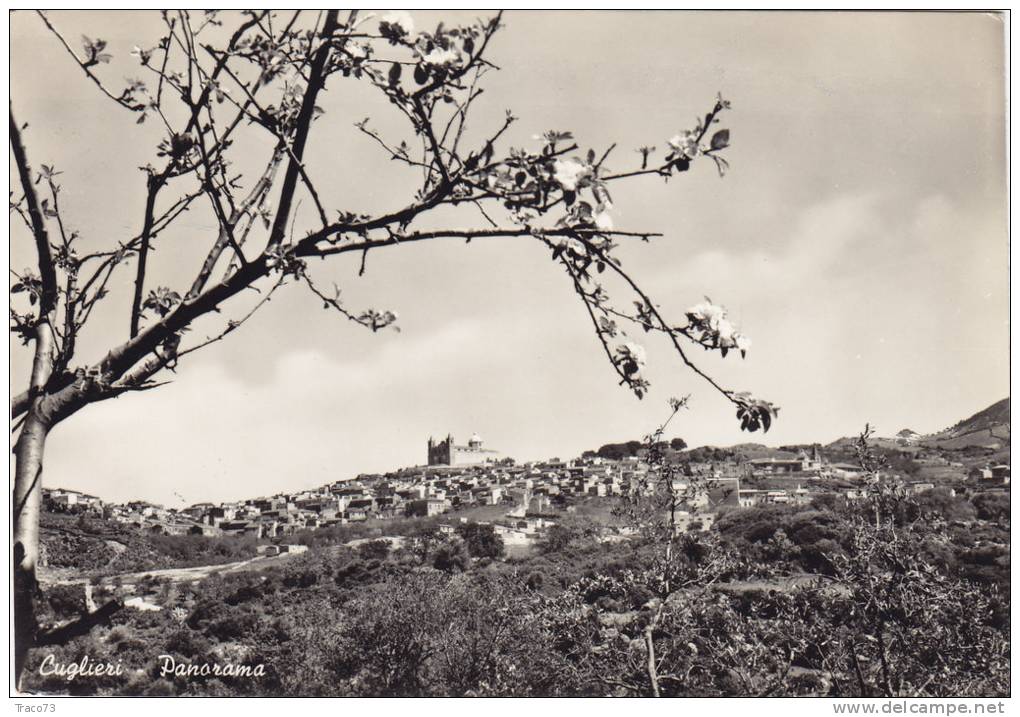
[7,8,1010,703]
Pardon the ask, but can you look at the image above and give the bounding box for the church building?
[427,433,504,466]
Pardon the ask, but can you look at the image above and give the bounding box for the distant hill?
[824,435,919,454]
[919,398,1010,451]
[824,398,1010,454]
[583,437,688,461]
[590,399,1009,460]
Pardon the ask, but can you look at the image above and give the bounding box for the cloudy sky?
[10,11,1007,506]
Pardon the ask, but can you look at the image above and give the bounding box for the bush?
[206,609,259,641]
[456,523,505,560]
[165,628,212,658]
[357,539,392,561]
[43,583,85,620]
[432,539,470,573]
[971,492,1010,521]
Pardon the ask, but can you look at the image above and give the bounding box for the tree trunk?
[13,412,50,688]
[12,312,56,690]
[644,624,661,696]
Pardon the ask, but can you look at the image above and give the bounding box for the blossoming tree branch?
[9,9,777,683]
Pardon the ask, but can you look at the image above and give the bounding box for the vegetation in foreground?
[25,477,1009,697]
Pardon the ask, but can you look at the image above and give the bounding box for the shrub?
[456,523,505,560]
[432,539,470,573]
[357,539,392,562]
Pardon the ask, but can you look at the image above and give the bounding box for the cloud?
[41,317,545,506]
[671,192,882,298]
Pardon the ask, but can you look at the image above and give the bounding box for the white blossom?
[347,43,370,60]
[593,203,614,232]
[559,237,586,255]
[687,300,751,355]
[688,301,726,331]
[668,131,700,159]
[422,47,461,67]
[623,342,647,367]
[553,158,591,192]
[380,11,415,36]
[716,318,736,345]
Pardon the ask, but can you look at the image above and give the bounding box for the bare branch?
[305,227,660,258]
[9,110,58,317]
[176,274,287,359]
[265,10,344,252]
[127,179,163,338]
[187,146,285,299]
[35,12,142,114]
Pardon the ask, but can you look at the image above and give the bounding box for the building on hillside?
[827,463,864,480]
[747,456,803,476]
[219,520,262,538]
[990,465,1011,483]
[44,488,104,514]
[405,498,450,517]
[428,433,505,466]
[738,489,764,508]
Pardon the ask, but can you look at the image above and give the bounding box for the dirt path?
[98,556,265,585]
[39,554,278,587]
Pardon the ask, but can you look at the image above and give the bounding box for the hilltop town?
[43,415,1011,554]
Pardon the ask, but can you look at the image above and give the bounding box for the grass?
[446,502,515,523]
[564,497,627,526]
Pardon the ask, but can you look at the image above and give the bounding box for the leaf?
[413,63,429,85]
[710,129,730,150]
[388,62,402,86]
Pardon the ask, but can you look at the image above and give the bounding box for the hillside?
[587,401,1010,460]
[920,398,1010,451]
[823,398,1009,454]
[824,435,921,454]
[37,512,257,582]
